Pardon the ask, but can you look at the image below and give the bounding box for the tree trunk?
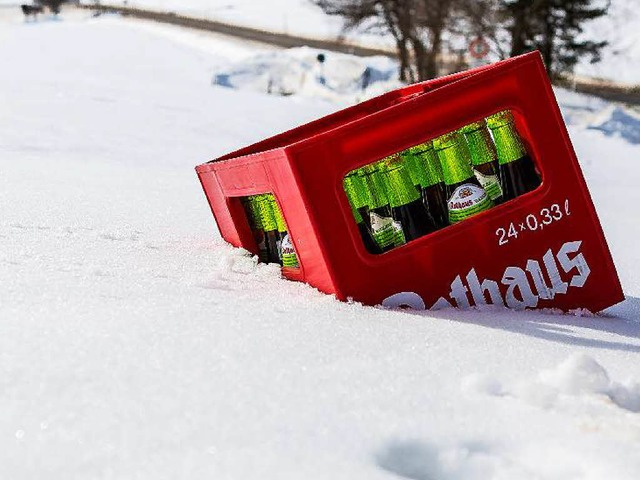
[425,28,442,79]
[539,4,555,78]
[410,36,429,81]
[397,38,412,82]
[509,1,529,57]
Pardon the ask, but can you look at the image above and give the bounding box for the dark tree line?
[504,0,609,79]
[314,0,609,82]
[33,0,74,14]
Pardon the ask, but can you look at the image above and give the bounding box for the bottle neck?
[406,144,443,187]
[257,195,277,232]
[269,196,287,233]
[491,123,526,165]
[360,168,389,210]
[385,164,420,208]
[435,139,474,186]
[464,125,498,166]
[344,173,367,210]
[344,174,366,224]
[247,196,263,230]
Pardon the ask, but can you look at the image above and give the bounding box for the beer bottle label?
[448,184,493,223]
[474,170,503,201]
[392,220,406,246]
[370,211,395,249]
[281,233,299,268]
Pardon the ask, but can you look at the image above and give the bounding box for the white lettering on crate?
[496,199,571,246]
[381,240,590,311]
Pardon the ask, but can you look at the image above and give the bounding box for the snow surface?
[2,9,640,480]
[210,45,401,103]
[78,0,362,45]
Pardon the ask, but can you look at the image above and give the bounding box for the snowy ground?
[92,0,640,85]
[2,9,640,480]
[210,45,401,103]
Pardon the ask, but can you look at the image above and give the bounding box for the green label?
[465,126,498,167]
[370,211,395,249]
[447,184,493,223]
[474,170,503,201]
[386,165,420,208]
[405,148,442,188]
[490,124,527,165]
[435,133,474,186]
[247,197,264,230]
[392,220,406,247]
[281,234,299,268]
[256,195,278,231]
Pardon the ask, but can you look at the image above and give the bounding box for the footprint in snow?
[375,439,496,479]
[461,354,640,413]
[99,232,140,242]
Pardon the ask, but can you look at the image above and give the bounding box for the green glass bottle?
[384,157,436,242]
[487,110,541,201]
[359,163,395,252]
[268,195,299,268]
[460,120,504,204]
[267,194,286,263]
[343,172,381,254]
[255,194,281,265]
[434,132,494,224]
[344,171,371,227]
[403,142,448,229]
[244,195,269,262]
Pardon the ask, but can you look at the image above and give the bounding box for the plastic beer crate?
[195,52,623,313]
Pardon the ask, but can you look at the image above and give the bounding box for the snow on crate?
[211,46,401,102]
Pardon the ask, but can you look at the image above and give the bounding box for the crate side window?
[342,109,542,255]
[241,194,300,268]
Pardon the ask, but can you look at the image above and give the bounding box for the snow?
[211,45,400,103]
[117,0,640,85]
[1,8,640,480]
[575,0,640,84]
[87,0,358,43]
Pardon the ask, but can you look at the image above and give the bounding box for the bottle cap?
[433,132,458,151]
[486,110,515,130]
[458,120,485,134]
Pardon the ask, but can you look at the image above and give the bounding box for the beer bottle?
[487,110,541,201]
[460,120,504,204]
[403,142,448,229]
[266,194,285,261]
[244,195,269,263]
[343,173,381,254]
[255,194,281,264]
[359,164,396,252]
[268,195,299,268]
[434,132,494,224]
[344,171,371,228]
[377,159,408,247]
[384,156,436,242]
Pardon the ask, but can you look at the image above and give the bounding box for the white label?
[474,170,503,201]
[448,184,492,223]
[370,211,394,233]
[370,211,395,248]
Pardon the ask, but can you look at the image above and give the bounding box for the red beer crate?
[196,52,623,313]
